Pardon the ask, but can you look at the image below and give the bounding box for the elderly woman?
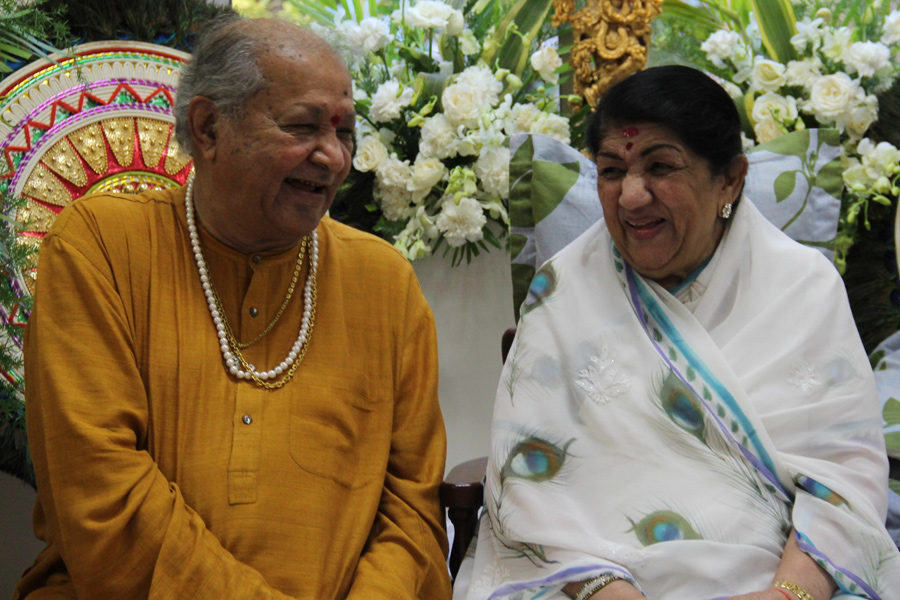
[454,65,900,600]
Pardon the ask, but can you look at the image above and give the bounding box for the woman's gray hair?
[173,14,268,156]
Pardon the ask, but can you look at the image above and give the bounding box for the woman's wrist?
[772,580,815,600]
[563,577,641,600]
[573,574,619,600]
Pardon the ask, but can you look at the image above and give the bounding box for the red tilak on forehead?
[623,126,639,137]
[626,142,634,151]
[331,115,340,126]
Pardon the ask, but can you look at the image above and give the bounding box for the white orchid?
[530,45,563,84]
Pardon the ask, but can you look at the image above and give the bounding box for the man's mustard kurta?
[14,187,451,599]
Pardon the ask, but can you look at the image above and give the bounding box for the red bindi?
[623,126,639,138]
[625,142,633,151]
[331,115,340,127]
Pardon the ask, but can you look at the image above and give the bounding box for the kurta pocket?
[289,367,390,488]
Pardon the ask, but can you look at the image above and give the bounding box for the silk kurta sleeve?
[23,225,297,600]
[345,268,451,600]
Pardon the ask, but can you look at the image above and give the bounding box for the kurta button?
[252,255,261,264]
[242,414,253,425]
[249,307,259,317]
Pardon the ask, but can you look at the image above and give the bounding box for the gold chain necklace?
[235,242,305,350]
[185,172,318,390]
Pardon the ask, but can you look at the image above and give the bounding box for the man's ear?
[187,96,220,161]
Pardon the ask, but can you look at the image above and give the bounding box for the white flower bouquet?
[281,0,572,264]
[656,0,900,274]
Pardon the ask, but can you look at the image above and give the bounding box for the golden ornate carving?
[43,138,88,187]
[553,0,662,107]
[164,138,192,176]
[16,200,58,236]
[68,123,109,176]
[102,117,136,167]
[137,117,169,168]
[91,172,174,195]
[21,164,74,208]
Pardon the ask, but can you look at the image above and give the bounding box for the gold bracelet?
[774,580,815,600]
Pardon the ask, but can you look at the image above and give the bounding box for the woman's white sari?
[455,199,900,600]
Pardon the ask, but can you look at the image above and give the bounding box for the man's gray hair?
[173,14,267,156]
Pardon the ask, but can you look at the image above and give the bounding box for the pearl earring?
[720,203,733,219]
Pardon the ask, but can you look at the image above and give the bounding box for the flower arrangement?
[656,0,900,275]
[249,0,573,265]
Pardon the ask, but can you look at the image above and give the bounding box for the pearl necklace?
[185,172,318,390]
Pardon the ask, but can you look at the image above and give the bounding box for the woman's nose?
[619,173,652,210]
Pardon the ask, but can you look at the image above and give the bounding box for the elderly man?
[14,15,451,600]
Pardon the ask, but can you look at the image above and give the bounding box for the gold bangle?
[574,574,619,600]
[774,580,815,600]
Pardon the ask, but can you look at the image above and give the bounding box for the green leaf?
[532,160,581,222]
[886,431,900,455]
[884,397,900,429]
[773,170,798,203]
[657,0,723,34]
[283,0,338,26]
[480,0,555,76]
[750,0,798,63]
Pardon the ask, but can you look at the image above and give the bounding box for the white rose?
[456,65,503,107]
[785,57,823,88]
[352,135,388,172]
[531,112,571,144]
[405,0,455,30]
[841,95,879,140]
[750,58,786,92]
[370,80,414,122]
[701,30,742,68]
[805,72,860,122]
[474,146,510,199]
[419,114,460,159]
[442,81,484,126]
[435,197,486,246]
[751,92,798,125]
[530,45,563,85]
[843,41,891,78]
[753,116,784,144]
[884,11,900,45]
[408,156,447,196]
